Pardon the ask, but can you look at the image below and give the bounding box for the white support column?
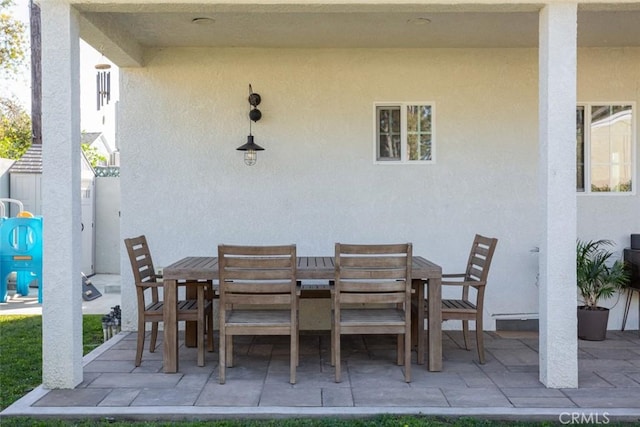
[538,3,578,388]
[41,0,83,388]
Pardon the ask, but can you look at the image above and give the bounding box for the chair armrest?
[442,273,466,279]
[441,280,469,287]
[442,279,486,288]
[136,281,162,288]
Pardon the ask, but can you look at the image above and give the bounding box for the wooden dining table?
[162,255,442,373]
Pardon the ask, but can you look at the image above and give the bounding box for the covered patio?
[38,0,639,394]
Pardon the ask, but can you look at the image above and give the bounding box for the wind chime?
[95,57,111,111]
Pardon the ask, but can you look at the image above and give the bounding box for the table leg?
[412,279,426,365]
[163,278,179,373]
[185,285,197,347]
[428,276,442,371]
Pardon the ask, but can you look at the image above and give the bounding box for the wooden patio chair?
[332,243,413,383]
[124,235,214,367]
[217,244,299,384]
[417,234,498,364]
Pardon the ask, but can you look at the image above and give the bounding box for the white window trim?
[577,101,636,196]
[373,102,436,165]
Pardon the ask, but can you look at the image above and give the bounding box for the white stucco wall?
[118,46,639,332]
[95,177,120,273]
[577,48,640,330]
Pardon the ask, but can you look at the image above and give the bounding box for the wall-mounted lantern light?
[236,84,264,166]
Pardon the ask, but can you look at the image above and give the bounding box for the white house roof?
[9,144,42,174]
[80,132,102,145]
[9,144,96,175]
[81,131,114,156]
[0,158,15,176]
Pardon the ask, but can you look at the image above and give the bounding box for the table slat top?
[164,256,440,280]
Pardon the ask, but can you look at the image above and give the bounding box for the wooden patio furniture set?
[125,234,498,384]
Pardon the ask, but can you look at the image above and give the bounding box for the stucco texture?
[118,47,639,331]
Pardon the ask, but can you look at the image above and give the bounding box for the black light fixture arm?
[236,84,265,166]
[248,84,262,122]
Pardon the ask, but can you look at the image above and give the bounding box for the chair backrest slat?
[222,245,294,256]
[339,280,407,293]
[340,256,408,268]
[465,234,498,283]
[225,257,294,269]
[125,235,158,286]
[335,243,412,299]
[225,294,292,305]
[224,281,293,294]
[218,244,297,306]
[339,243,409,255]
[222,269,294,281]
[339,292,406,305]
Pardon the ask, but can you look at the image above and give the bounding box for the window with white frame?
[375,103,434,163]
[576,103,635,193]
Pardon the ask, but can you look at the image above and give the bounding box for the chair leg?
[197,287,205,367]
[150,322,158,352]
[334,335,341,383]
[290,334,297,385]
[396,334,403,365]
[476,315,485,364]
[135,317,145,367]
[206,307,214,352]
[404,332,411,383]
[296,311,300,367]
[330,312,335,367]
[218,326,226,384]
[226,335,233,367]
[462,320,470,350]
[333,322,341,383]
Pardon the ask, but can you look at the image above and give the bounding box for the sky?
[1,0,118,135]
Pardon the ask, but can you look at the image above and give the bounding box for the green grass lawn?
[0,314,104,410]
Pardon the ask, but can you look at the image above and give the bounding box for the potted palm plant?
[577,239,630,341]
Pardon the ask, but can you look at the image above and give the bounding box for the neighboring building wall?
[118,46,640,331]
[95,176,120,274]
[0,158,15,199]
[10,173,41,216]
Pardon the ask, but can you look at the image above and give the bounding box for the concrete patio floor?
[2,276,640,422]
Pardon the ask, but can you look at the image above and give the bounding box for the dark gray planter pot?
[577,306,609,341]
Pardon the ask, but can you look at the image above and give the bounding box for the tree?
[0,96,31,159]
[81,143,107,168]
[1,0,27,77]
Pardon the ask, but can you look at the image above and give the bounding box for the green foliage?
[0,96,31,159]
[591,180,632,192]
[576,239,630,309]
[81,142,107,168]
[0,0,27,77]
[0,315,42,409]
[0,314,104,410]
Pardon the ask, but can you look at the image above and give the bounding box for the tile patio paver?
[3,330,640,421]
[441,387,512,407]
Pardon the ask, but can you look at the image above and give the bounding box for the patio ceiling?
[75,3,640,67]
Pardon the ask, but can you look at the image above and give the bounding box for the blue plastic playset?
[0,199,43,303]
